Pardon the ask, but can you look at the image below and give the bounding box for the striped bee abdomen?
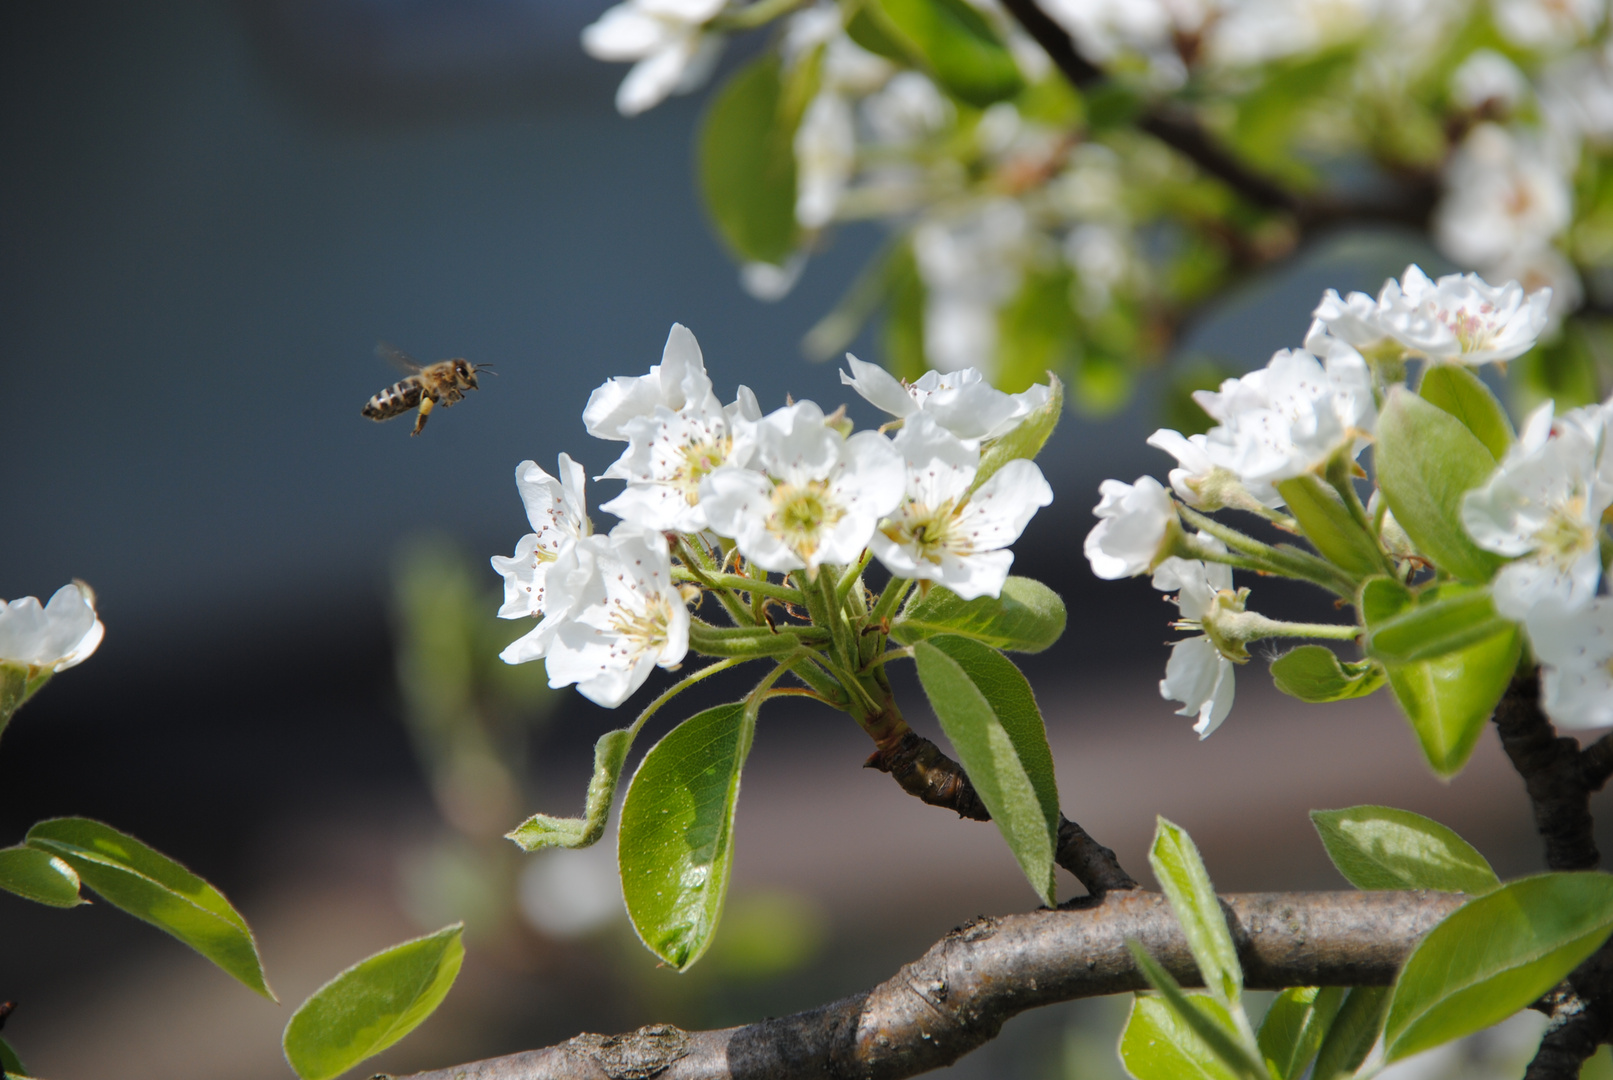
[363,378,426,421]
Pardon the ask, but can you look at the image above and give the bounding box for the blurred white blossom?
[582,0,727,117]
[1493,0,1604,50]
[1451,49,1530,111]
[1433,125,1573,273]
[0,583,103,673]
[913,200,1029,374]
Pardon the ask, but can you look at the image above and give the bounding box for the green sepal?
[1274,474,1385,578]
[618,702,753,970]
[282,923,465,1080]
[26,817,274,999]
[1311,805,1499,894]
[1418,364,1514,461]
[889,576,1066,653]
[1374,386,1504,582]
[507,727,633,851]
[973,374,1063,490]
[912,636,1060,904]
[1269,645,1384,703]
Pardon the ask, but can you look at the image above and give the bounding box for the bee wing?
[376,341,423,373]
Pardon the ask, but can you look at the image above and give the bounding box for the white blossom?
[1527,597,1613,729]
[492,455,593,620]
[870,414,1053,598]
[1493,0,1604,50]
[0,582,103,673]
[838,355,1050,441]
[1432,125,1573,275]
[1487,245,1585,330]
[1152,555,1236,737]
[1146,427,1282,510]
[796,90,856,229]
[1304,288,1389,353]
[1463,398,1613,619]
[912,200,1028,374]
[1451,49,1530,112]
[863,71,950,144]
[1192,342,1377,488]
[583,323,715,440]
[597,328,759,534]
[1542,42,1613,143]
[582,0,727,117]
[1084,475,1177,580]
[700,401,905,574]
[1378,264,1553,367]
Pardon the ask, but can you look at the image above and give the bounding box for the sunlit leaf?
[1365,584,1511,664]
[1257,986,1345,1080]
[618,702,753,970]
[913,635,1060,904]
[1120,993,1244,1080]
[0,844,83,908]
[1312,805,1499,894]
[283,923,465,1080]
[1310,986,1389,1080]
[26,817,273,999]
[1274,475,1384,579]
[1150,817,1241,1009]
[1418,365,1514,461]
[1125,941,1267,1079]
[890,576,1066,653]
[1385,873,1613,1062]
[1269,645,1383,703]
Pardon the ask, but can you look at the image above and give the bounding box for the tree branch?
[866,729,1139,895]
[1494,670,1601,872]
[393,890,1462,1080]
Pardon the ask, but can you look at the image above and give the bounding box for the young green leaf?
[912,635,1060,904]
[1149,817,1243,1009]
[283,923,465,1080]
[506,727,633,851]
[1374,386,1504,582]
[863,0,1024,107]
[1419,365,1515,461]
[1257,986,1345,1080]
[1125,941,1268,1080]
[1119,994,1245,1080]
[1310,986,1389,1080]
[0,844,84,907]
[973,373,1063,489]
[889,576,1067,653]
[1385,872,1613,1063]
[697,54,800,266]
[1383,623,1521,778]
[1269,646,1384,703]
[618,702,753,970]
[1274,475,1386,579]
[0,1035,26,1078]
[1365,585,1511,664]
[25,817,273,999]
[1311,806,1499,894]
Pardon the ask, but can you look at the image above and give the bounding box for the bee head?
[455,359,478,388]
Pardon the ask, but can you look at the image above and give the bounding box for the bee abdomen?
[363,379,425,421]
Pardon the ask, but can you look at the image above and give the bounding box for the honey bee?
[362,342,490,436]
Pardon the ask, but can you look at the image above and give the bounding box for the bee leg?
[411,396,435,437]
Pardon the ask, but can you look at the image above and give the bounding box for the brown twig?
[393,890,1461,1080]
[865,729,1138,895]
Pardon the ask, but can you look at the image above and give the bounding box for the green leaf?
[0,844,83,908]
[283,923,464,1080]
[1374,386,1505,582]
[1311,986,1389,1080]
[1419,365,1514,461]
[1386,625,1521,778]
[883,239,929,381]
[25,818,273,999]
[1126,942,1267,1080]
[1365,584,1511,664]
[1312,806,1498,894]
[1358,575,1413,624]
[507,727,633,851]
[1269,646,1384,703]
[863,0,1023,107]
[890,576,1066,653]
[1273,475,1384,579]
[1257,986,1345,1080]
[0,1035,26,1078]
[697,54,799,266]
[912,635,1059,904]
[1119,994,1245,1080]
[1385,872,1613,1062]
[1149,817,1242,1009]
[973,374,1063,490]
[618,702,753,970]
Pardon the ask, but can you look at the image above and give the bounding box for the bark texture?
[394,890,1462,1080]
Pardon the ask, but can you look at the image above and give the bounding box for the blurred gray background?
[0,3,1556,1078]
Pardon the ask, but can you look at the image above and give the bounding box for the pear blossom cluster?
[493,325,1054,708]
[580,0,1613,393]
[1083,266,1610,737]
